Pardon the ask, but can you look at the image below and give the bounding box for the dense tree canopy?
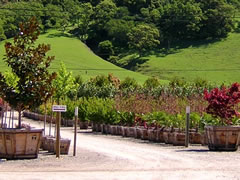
[0,0,238,61]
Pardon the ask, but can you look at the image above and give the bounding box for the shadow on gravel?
[175,149,209,153]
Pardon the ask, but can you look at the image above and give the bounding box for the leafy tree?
[160,0,202,47]
[98,40,114,59]
[70,2,93,42]
[197,0,235,38]
[143,77,160,89]
[94,0,117,29]
[105,19,134,46]
[0,20,6,41]
[119,77,139,90]
[127,24,160,55]
[0,17,56,128]
[52,62,77,103]
[1,1,44,38]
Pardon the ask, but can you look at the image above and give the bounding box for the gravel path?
[0,116,240,180]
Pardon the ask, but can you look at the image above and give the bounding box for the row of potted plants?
[92,123,205,146]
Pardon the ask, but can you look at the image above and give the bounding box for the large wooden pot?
[0,128,43,159]
[205,126,240,151]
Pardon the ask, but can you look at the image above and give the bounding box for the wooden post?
[56,111,61,158]
[185,106,190,147]
[73,107,78,156]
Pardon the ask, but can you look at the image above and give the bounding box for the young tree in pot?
[0,17,56,128]
[204,82,240,151]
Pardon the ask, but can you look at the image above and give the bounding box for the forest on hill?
[0,0,240,66]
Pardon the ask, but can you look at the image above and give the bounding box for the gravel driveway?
[0,116,240,180]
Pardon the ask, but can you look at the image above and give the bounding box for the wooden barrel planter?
[156,129,165,143]
[79,121,88,129]
[53,138,71,155]
[135,127,142,139]
[205,126,240,151]
[110,125,118,135]
[173,132,185,146]
[190,132,202,144]
[128,127,136,137]
[121,126,130,137]
[140,128,148,140]
[148,129,158,142]
[163,129,174,144]
[0,128,43,159]
[116,126,123,135]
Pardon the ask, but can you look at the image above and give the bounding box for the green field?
[1,30,240,85]
[0,30,158,84]
[133,33,240,84]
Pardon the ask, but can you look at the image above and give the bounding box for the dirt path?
[0,117,240,180]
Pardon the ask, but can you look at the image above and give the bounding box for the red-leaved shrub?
[204,83,240,125]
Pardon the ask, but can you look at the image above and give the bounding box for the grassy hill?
[0,30,159,84]
[1,30,240,85]
[129,33,240,85]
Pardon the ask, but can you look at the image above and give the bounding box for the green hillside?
[133,33,240,84]
[0,30,158,84]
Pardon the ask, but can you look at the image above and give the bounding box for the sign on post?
[52,105,67,112]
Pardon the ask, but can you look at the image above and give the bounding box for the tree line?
[0,0,240,61]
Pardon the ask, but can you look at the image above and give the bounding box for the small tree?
[127,24,160,56]
[0,17,56,128]
[52,62,77,104]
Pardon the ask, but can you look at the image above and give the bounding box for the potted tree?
[0,17,56,159]
[204,83,240,151]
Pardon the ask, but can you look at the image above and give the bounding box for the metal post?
[44,103,47,136]
[12,110,14,128]
[73,107,78,156]
[185,106,190,147]
[8,110,12,128]
[56,112,61,158]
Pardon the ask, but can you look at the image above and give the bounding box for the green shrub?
[119,77,139,91]
[143,77,160,90]
[77,97,117,124]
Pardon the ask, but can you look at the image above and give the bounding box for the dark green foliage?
[119,77,139,90]
[196,0,235,38]
[143,77,160,89]
[98,40,114,59]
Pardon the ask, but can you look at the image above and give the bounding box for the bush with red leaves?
[204,83,240,125]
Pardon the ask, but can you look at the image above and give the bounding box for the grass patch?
[0,30,168,84]
[129,33,240,85]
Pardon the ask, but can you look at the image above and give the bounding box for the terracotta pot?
[205,126,240,151]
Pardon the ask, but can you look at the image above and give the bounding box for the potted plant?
[203,83,240,151]
[0,17,57,159]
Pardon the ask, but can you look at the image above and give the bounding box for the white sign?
[75,107,78,116]
[52,105,67,112]
[186,106,190,114]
